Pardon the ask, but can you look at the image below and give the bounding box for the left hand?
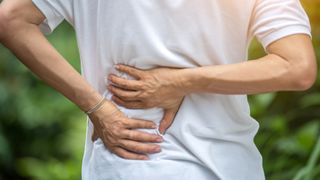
[106,64,186,134]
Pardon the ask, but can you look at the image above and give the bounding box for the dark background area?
[0,1,319,179]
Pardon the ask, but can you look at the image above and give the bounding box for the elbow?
[0,6,13,42]
[294,71,317,91]
[0,7,6,42]
[0,5,22,42]
[290,58,318,91]
[294,73,317,91]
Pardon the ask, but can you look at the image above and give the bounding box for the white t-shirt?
[32,0,311,179]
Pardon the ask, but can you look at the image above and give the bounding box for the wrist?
[89,100,120,120]
[76,89,104,112]
[173,68,196,96]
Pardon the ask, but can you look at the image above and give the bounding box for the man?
[0,0,317,179]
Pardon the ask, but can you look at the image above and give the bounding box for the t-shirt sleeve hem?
[32,0,64,35]
[259,25,312,50]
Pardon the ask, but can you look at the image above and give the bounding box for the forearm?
[177,53,315,95]
[0,11,114,112]
[173,35,317,95]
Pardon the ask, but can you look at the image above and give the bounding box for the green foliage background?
[0,1,319,179]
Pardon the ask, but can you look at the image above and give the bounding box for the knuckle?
[145,134,156,142]
[136,104,143,109]
[112,120,125,128]
[125,103,133,109]
[116,78,124,85]
[113,129,122,137]
[110,76,117,83]
[118,140,126,148]
[134,145,143,153]
[130,82,141,89]
[120,82,128,89]
[124,119,135,128]
[118,66,124,71]
[133,120,150,129]
[113,88,122,96]
[144,121,153,127]
[122,120,130,127]
[144,101,153,108]
[117,92,125,98]
[116,98,125,106]
[136,121,145,128]
[106,136,118,147]
[137,134,147,141]
[152,135,159,141]
[137,120,147,127]
[143,74,152,80]
[140,85,148,91]
[114,149,126,158]
[131,102,139,108]
[144,133,155,141]
[124,92,132,98]
[138,92,147,99]
[130,143,141,152]
[128,69,133,74]
[147,145,157,153]
[110,86,117,93]
[127,131,135,139]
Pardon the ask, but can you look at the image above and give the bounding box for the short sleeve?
[249,0,311,50]
[32,0,74,35]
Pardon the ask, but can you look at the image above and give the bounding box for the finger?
[113,147,149,160]
[124,118,157,129]
[159,99,184,134]
[115,64,143,79]
[118,139,161,154]
[112,95,145,109]
[159,109,176,135]
[108,74,142,90]
[91,128,99,142]
[108,85,140,100]
[120,129,163,143]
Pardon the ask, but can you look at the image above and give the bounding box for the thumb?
[91,128,99,142]
[159,100,183,134]
[159,108,176,135]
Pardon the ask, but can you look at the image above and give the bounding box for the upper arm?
[0,0,45,25]
[267,34,317,90]
[249,0,317,89]
[266,34,317,79]
[266,34,316,66]
[249,0,311,50]
[31,0,74,34]
[0,0,74,36]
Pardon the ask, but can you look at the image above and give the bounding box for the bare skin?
[108,34,317,130]
[0,0,317,160]
[0,0,173,160]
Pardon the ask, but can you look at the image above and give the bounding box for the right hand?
[89,101,164,160]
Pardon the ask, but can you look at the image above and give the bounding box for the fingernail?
[156,137,163,142]
[152,124,157,128]
[141,156,149,160]
[154,146,161,152]
[158,129,164,135]
[115,64,120,69]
